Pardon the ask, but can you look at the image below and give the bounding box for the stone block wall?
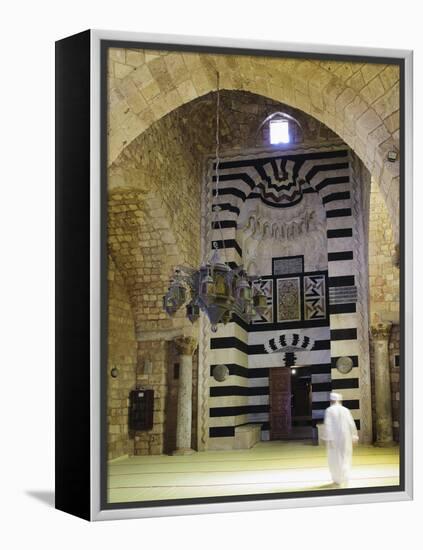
[134,339,169,455]
[369,324,400,443]
[368,178,399,323]
[147,90,339,155]
[368,179,400,443]
[105,53,402,454]
[107,98,206,457]
[389,324,400,442]
[109,101,203,270]
[108,105,204,340]
[107,47,400,243]
[107,258,137,460]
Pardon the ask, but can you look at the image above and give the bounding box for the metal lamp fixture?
[163,73,267,332]
[387,150,398,163]
[163,246,267,332]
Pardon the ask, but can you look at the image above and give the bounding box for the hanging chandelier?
[162,74,267,332]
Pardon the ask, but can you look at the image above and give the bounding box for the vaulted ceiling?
[108,48,400,240]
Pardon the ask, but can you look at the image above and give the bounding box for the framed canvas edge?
[88,29,413,521]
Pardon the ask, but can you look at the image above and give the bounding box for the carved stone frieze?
[238,194,327,275]
[240,207,322,242]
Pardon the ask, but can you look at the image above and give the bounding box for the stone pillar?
[173,336,198,455]
[371,322,395,446]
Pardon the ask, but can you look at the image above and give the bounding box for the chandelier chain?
[163,73,267,329]
[214,72,226,261]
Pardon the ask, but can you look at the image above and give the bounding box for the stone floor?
[107,440,400,503]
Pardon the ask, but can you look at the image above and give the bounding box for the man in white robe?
[323,392,359,486]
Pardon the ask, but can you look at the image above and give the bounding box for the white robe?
[323,403,359,485]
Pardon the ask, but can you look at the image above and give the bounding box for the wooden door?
[269,367,292,439]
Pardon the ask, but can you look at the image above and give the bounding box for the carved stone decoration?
[241,207,322,242]
[212,364,229,382]
[264,333,314,354]
[370,322,395,447]
[174,335,198,356]
[173,336,198,455]
[277,277,301,322]
[336,356,354,374]
[252,163,312,207]
[242,205,320,245]
[238,193,328,276]
[370,322,393,341]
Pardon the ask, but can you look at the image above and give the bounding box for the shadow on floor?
[313,482,341,490]
[26,490,55,508]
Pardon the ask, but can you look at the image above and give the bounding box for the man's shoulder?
[326,404,344,416]
[325,405,336,417]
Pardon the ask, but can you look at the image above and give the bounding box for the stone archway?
[108,48,400,239]
[108,69,398,452]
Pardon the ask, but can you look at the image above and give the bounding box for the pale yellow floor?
[107,441,400,503]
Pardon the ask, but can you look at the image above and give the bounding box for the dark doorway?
[291,372,313,439]
[269,367,313,440]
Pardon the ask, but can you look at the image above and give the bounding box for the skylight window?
[270,119,290,144]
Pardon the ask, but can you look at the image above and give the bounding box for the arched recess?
[108,185,197,456]
[108,86,376,447]
[205,147,372,443]
[108,48,400,240]
[108,187,192,337]
[109,88,340,452]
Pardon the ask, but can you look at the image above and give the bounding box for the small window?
[270,119,290,144]
[256,111,302,147]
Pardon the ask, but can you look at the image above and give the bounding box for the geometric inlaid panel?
[276,277,301,322]
[329,285,357,304]
[304,275,326,320]
[252,279,273,323]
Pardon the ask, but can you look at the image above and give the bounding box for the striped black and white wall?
[204,146,364,450]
